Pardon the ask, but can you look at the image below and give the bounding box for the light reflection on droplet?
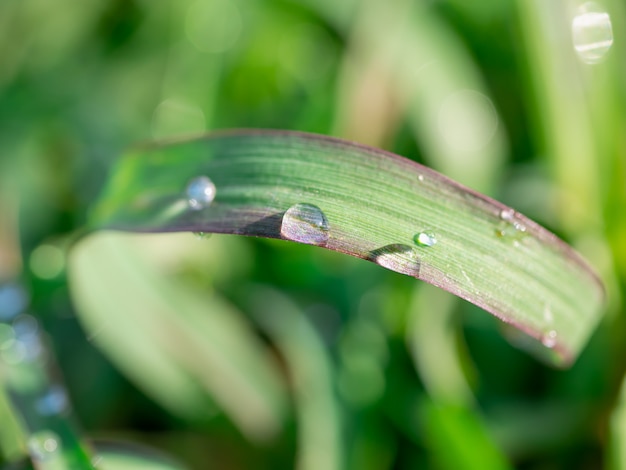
[186,0,242,54]
[280,203,329,246]
[193,232,212,240]
[186,176,217,210]
[370,244,421,278]
[438,90,498,153]
[495,210,527,244]
[542,330,558,348]
[413,231,437,247]
[572,3,613,64]
[499,208,514,221]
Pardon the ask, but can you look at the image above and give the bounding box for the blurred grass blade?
[69,233,287,442]
[85,130,604,365]
[335,0,506,193]
[609,376,626,470]
[0,388,25,461]
[245,286,343,470]
[94,441,189,470]
[0,286,96,469]
[407,284,474,406]
[421,400,511,470]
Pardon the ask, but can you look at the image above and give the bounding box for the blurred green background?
[1,0,625,468]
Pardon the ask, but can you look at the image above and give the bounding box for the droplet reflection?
[572,3,613,64]
[370,244,421,277]
[186,176,216,210]
[413,231,437,247]
[495,210,527,244]
[281,203,329,246]
[542,330,558,349]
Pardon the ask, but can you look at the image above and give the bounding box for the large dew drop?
[370,244,421,277]
[186,176,216,210]
[572,3,613,64]
[281,203,329,245]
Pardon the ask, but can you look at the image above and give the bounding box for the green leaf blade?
[89,130,605,365]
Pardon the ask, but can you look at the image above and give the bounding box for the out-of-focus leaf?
[68,232,287,442]
[244,286,343,470]
[609,376,626,470]
[407,284,473,406]
[487,401,592,459]
[421,400,511,470]
[94,441,189,470]
[85,130,604,365]
[334,0,507,193]
[423,400,512,470]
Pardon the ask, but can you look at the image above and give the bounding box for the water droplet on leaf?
[370,244,421,277]
[542,330,558,348]
[281,203,329,245]
[499,208,514,221]
[413,231,437,247]
[495,211,527,244]
[186,176,216,210]
[572,3,613,64]
[193,232,212,240]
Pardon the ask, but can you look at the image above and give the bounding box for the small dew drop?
[186,176,216,210]
[499,208,514,221]
[413,231,437,247]
[370,244,421,277]
[281,203,329,246]
[28,431,61,461]
[572,3,613,64]
[495,212,527,243]
[418,174,424,182]
[193,232,212,240]
[542,330,558,348]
